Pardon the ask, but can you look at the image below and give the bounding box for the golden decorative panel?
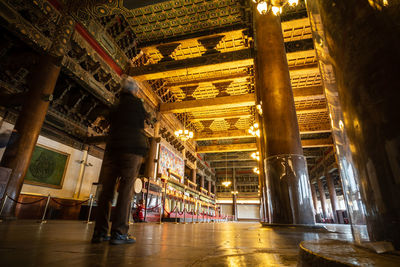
[295,98,327,111]
[291,73,322,88]
[297,111,330,125]
[142,30,250,64]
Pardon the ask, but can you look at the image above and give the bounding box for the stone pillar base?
[265,154,315,225]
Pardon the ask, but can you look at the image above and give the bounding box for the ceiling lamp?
[175,88,194,141]
[252,0,299,16]
[248,122,261,137]
[222,181,232,187]
[256,102,263,115]
[253,167,260,174]
[251,151,260,161]
[174,129,193,141]
[231,191,239,195]
[256,1,268,14]
[222,152,231,187]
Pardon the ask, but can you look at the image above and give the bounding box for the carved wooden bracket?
[213,81,232,97]
[181,85,198,100]
[156,43,180,62]
[198,35,224,55]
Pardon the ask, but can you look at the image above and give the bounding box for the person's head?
[121,75,139,95]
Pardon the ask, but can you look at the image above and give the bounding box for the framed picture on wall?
[24,145,70,189]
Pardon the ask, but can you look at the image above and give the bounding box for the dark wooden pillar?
[144,119,160,180]
[326,171,338,223]
[255,10,314,224]
[0,54,61,218]
[315,0,400,248]
[255,114,268,222]
[191,167,196,184]
[232,168,237,221]
[213,181,216,195]
[200,175,204,189]
[317,177,328,220]
[310,182,319,216]
[207,179,211,193]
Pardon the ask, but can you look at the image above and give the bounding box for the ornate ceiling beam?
[160,85,324,114]
[197,138,333,153]
[197,143,257,153]
[194,124,330,141]
[296,107,328,115]
[195,129,250,141]
[191,112,251,123]
[160,93,255,114]
[292,85,325,101]
[166,73,250,88]
[127,49,253,81]
[211,161,258,169]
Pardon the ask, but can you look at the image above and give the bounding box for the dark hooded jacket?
[106,92,149,156]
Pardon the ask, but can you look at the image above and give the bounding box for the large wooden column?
[315,0,400,248]
[317,177,328,220]
[310,182,319,216]
[191,166,196,184]
[254,10,315,224]
[326,171,338,223]
[200,175,204,189]
[255,114,268,222]
[213,181,216,195]
[232,168,237,221]
[0,54,61,218]
[144,119,160,180]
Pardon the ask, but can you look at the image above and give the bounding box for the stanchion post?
[191,208,194,223]
[196,208,199,223]
[40,194,51,224]
[129,199,134,225]
[183,206,186,224]
[174,202,178,224]
[0,195,8,222]
[159,183,165,225]
[86,194,94,224]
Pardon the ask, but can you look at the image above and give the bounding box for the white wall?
[220,204,233,216]
[0,119,103,200]
[237,204,260,220]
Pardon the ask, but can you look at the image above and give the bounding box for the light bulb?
[256,129,260,137]
[288,0,298,6]
[179,129,183,134]
[257,1,268,14]
[184,129,188,134]
[271,5,282,15]
[175,131,179,137]
[254,123,259,128]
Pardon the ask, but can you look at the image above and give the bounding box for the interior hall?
[0,0,399,266]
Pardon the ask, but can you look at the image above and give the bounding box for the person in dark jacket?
[92,76,149,245]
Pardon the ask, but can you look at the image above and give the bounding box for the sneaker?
[91,231,111,243]
[109,233,136,245]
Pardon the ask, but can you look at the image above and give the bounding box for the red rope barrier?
[5,195,48,205]
[51,198,89,207]
[144,203,161,211]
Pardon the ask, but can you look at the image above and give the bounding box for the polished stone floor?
[0,221,352,266]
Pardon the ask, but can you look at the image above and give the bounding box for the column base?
[265,154,315,225]
[261,222,326,231]
[299,240,400,266]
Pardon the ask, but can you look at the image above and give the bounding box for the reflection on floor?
[0,221,352,266]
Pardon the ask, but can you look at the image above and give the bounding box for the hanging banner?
[158,144,184,182]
